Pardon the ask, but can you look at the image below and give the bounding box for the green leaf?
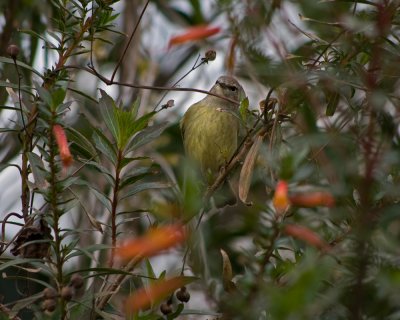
[68,87,98,103]
[124,122,169,155]
[119,166,159,190]
[0,258,43,272]
[59,176,80,189]
[27,152,48,190]
[92,127,117,164]
[120,182,171,200]
[67,127,98,160]
[99,89,119,144]
[52,87,67,108]
[120,156,150,169]
[145,258,157,279]
[130,97,141,120]
[325,91,340,116]
[85,160,115,185]
[34,82,52,107]
[130,111,157,135]
[77,180,112,212]
[0,80,33,93]
[0,57,43,77]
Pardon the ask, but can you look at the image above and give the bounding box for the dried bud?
[259,99,267,113]
[160,302,173,315]
[259,98,277,113]
[176,286,190,303]
[61,286,74,301]
[42,299,57,312]
[205,49,216,61]
[7,44,20,60]
[70,274,84,289]
[161,99,175,110]
[43,287,58,299]
[202,49,216,63]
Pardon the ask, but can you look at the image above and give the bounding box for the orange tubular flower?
[168,25,221,48]
[116,224,186,260]
[52,124,72,168]
[289,191,335,208]
[125,277,189,314]
[283,224,330,251]
[273,180,290,215]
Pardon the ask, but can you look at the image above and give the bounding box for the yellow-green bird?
[180,76,245,186]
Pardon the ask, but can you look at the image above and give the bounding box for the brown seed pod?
[6,44,20,59]
[61,286,75,301]
[43,287,58,299]
[204,49,216,61]
[42,298,57,312]
[160,302,173,315]
[176,286,190,303]
[70,274,84,289]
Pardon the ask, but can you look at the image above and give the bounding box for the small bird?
[180,76,245,187]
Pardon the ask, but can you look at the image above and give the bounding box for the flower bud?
[43,287,58,299]
[70,274,84,289]
[7,44,20,60]
[42,299,57,312]
[204,49,216,61]
[176,286,190,303]
[160,302,173,315]
[61,286,75,301]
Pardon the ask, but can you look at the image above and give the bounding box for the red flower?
[125,277,190,314]
[168,25,221,48]
[284,224,330,251]
[289,192,335,207]
[116,224,186,260]
[273,180,289,215]
[53,124,72,168]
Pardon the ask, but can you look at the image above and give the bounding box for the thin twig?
[110,0,150,83]
[154,54,207,111]
[11,58,27,133]
[96,256,141,311]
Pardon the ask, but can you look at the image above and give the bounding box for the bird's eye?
[230,86,237,92]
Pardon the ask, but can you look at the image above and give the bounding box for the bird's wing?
[180,101,202,141]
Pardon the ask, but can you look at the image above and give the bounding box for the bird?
[180,75,245,196]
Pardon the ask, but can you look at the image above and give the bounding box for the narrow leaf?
[120,182,171,200]
[67,127,98,160]
[124,122,169,155]
[27,152,49,190]
[99,89,119,143]
[0,57,43,77]
[220,249,236,293]
[325,91,340,116]
[92,128,117,164]
[239,134,263,204]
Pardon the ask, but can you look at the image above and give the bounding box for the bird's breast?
[183,105,239,179]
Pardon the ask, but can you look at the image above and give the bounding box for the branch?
[59,64,241,105]
[110,0,150,82]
